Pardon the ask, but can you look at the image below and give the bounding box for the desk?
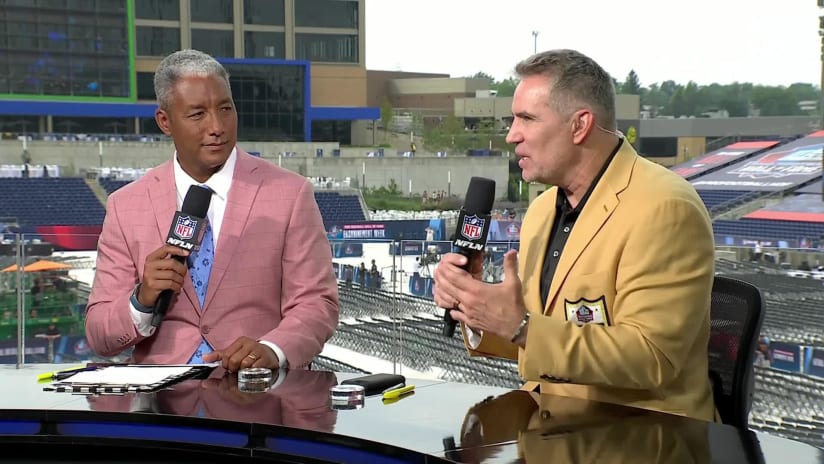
[0,364,821,463]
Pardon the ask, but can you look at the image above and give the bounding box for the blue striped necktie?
[188,187,214,364]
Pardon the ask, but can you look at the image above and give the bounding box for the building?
[0,0,377,143]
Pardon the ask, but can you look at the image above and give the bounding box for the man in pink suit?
[85,49,339,371]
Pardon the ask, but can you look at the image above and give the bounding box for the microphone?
[151,185,213,328]
[442,176,495,337]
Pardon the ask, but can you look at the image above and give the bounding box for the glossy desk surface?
[0,364,821,463]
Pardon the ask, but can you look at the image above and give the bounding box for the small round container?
[329,384,365,410]
[238,367,273,393]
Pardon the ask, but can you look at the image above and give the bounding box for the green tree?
[470,71,495,84]
[621,70,642,95]
[491,77,518,97]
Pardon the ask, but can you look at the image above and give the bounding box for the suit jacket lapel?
[543,142,636,313]
[148,160,199,311]
[202,150,262,311]
[523,189,557,315]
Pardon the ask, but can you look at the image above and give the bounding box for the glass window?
[191,29,233,58]
[295,33,357,63]
[243,0,284,25]
[295,0,357,28]
[136,26,180,57]
[136,72,156,100]
[1,3,130,97]
[311,120,351,144]
[190,0,232,23]
[224,63,305,141]
[244,31,284,59]
[135,0,180,20]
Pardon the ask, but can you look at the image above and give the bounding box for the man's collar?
[556,138,624,214]
[173,147,237,203]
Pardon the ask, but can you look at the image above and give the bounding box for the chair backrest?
[707,275,765,429]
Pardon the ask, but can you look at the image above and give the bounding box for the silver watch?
[510,312,531,343]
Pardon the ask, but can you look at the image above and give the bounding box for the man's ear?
[155,108,172,136]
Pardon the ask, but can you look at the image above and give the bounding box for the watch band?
[510,311,531,343]
[130,283,154,314]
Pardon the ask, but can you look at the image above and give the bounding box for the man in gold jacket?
[433,49,716,421]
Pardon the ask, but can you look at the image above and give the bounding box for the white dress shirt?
[130,148,287,368]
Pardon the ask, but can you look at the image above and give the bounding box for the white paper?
[61,366,193,386]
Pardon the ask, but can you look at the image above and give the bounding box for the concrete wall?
[366,70,449,108]
[275,156,509,199]
[388,78,488,95]
[454,97,513,119]
[640,116,820,138]
[0,141,508,197]
[311,64,368,107]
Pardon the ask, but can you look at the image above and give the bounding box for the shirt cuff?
[465,325,483,349]
[130,301,156,337]
[258,340,288,369]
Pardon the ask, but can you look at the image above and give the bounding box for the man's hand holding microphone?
[433,176,530,346]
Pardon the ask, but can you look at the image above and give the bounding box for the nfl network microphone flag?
[166,213,207,252]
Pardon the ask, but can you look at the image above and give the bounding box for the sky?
[365,0,822,87]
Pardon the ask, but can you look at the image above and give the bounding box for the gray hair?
[515,49,616,129]
[153,49,231,109]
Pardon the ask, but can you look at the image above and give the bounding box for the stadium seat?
[708,276,765,429]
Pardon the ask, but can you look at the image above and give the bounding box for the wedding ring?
[246,353,258,360]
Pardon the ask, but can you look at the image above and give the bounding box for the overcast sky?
[365,0,822,87]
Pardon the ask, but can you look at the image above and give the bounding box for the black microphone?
[151,185,213,328]
[442,177,495,337]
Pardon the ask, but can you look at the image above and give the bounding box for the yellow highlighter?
[382,384,415,400]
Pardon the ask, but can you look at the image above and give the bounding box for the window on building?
[190,0,232,23]
[295,0,357,28]
[311,120,351,144]
[243,0,284,26]
[225,63,305,141]
[244,31,284,59]
[295,33,357,63]
[136,72,156,101]
[0,3,131,97]
[191,29,233,58]
[135,0,179,20]
[136,26,180,57]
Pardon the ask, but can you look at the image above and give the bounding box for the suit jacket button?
[201,325,210,334]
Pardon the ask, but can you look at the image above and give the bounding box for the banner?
[691,131,824,191]
[488,220,522,241]
[327,219,446,242]
[769,341,802,373]
[332,242,363,258]
[742,194,824,223]
[807,348,824,378]
[671,140,777,179]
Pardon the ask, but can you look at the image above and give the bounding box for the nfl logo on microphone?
[461,215,484,240]
[174,216,197,240]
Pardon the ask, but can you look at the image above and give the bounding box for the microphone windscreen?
[181,185,212,218]
[462,177,496,215]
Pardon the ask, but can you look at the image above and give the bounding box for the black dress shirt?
[539,139,623,309]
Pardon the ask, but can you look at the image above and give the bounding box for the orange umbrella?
[1,260,71,272]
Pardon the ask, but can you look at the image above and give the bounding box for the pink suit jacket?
[85,149,340,367]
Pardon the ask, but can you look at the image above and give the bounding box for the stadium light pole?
[531,30,539,54]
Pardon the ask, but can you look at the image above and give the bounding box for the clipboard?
[42,364,215,395]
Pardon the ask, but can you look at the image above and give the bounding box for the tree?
[380,96,393,140]
[491,77,518,97]
[470,71,495,84]
[621,70,642,95]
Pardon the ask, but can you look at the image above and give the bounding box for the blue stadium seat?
[0,178,105,226]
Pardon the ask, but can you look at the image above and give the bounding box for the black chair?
[707,275,765,429]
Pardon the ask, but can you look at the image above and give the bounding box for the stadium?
[1,0,824,458]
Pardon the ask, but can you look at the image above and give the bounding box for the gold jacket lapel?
[543,142,636,313]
